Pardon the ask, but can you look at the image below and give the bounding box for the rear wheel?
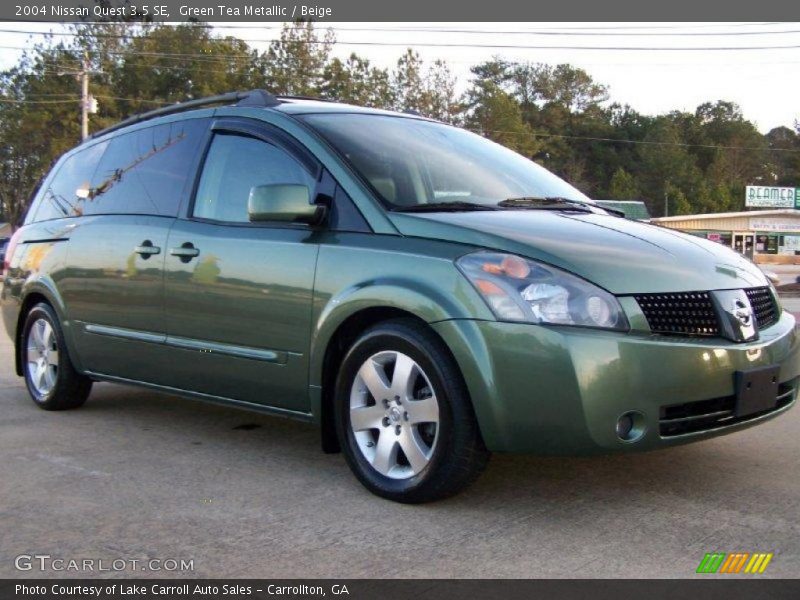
[22,303,92,410]
[334,319,489,503]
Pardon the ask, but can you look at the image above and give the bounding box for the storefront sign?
[749,217,800,232]
[782,236,800,252]
[745,186,798,208]
[706,233,721,242]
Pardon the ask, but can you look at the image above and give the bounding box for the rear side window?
[193,133,316,223]
[84,119,207,217]
[34,141,108,222]
[31,118,207,223]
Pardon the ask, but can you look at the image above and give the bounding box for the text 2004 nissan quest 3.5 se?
[2,90,798,503]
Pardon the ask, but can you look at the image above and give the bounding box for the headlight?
[457,252,629,331]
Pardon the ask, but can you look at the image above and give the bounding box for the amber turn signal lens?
[501,255,531,279]
[475,279,505,296]
[481,255,530,279]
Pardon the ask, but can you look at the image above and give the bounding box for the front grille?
[634,291,720,336]
[659,380,796,437]
[745,287,779,330]
[635,287,780,337]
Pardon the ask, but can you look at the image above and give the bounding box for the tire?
[334,318,489,503]
[21,302,92,410]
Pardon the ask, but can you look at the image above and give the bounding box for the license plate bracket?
[734,365,780,418]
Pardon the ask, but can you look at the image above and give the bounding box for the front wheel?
[22,303,92,410]
[334,319,489,503]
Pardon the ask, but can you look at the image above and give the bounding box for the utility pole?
[80,52,90,141]
[58,51,99,141]
[664,189,669,217]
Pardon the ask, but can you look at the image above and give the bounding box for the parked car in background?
[2,90,798,503]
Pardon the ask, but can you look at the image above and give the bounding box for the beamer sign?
[745,186,799,208]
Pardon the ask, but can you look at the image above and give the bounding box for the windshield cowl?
[498,197,623,217]
[392,201,500,213]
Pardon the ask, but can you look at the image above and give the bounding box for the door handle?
[170,242,200,263]
[134,240,161,259]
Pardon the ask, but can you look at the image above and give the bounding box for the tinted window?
[193,133,316,223]
[34,141,108,222]
[301,113,590,208]
[83,119,206,217]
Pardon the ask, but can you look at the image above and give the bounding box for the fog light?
[616,415,633,439]
[616,411,645,442]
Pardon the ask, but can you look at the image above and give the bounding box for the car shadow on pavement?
[71,382,793,515]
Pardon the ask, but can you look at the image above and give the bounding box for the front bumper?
[432,311,800,454]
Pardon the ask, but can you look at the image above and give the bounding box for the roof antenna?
[237,89,281,108]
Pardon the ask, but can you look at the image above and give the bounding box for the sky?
[0,21,798,133]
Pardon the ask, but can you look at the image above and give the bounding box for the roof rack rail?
[89,89,280,140]
[277,95,335,103]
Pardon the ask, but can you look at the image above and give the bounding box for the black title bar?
[4,579,800,600]
[4,0,800,22]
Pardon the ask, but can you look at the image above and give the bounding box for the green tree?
[114,25,260,114]
[513,62,608,112]
[260,21,334,96]
[320,53,394,107]
[666,183,692,216]
[0,18,794,225]
[638,119,702,216]
[766,126,800,186]
[608,167,639,199]
[695,101,769,193]
[391,50,460,122]
[0,42,85,228]
[464,82,540,157]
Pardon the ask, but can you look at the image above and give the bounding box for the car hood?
[389,210,768,294]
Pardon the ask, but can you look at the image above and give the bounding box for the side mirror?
[247,184,326,225]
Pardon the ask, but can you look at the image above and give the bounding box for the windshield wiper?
[498,197,624,217]
[392,201,500,213]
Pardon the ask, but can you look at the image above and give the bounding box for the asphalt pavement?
[1,328,799,579]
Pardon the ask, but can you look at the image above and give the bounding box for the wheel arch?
[314,302,477,454]
[14,280,72,377]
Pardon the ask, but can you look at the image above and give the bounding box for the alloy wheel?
[349,351,440,479]
[26,318,59,397]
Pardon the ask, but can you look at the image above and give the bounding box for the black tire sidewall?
[22,303,66,407]
[334,323,460,501]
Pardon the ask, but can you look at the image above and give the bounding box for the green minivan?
[2,90,798,502]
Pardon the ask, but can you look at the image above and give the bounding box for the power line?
[7,20,788,31]
[3,92,79,97]
[196,22,797,32]
[4,25,800,37]
[1,32,800,53]
[0,95,172,105]
[114,41,800,52]
[218,22,792,32]
[95,95,170,104]
[0,97,78,104]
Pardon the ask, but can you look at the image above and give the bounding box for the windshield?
[300,113,591,209]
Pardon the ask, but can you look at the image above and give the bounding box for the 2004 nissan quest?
[2,90,798,503]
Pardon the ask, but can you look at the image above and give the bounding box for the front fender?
[308,240,494,391]
[309,275,492,388]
